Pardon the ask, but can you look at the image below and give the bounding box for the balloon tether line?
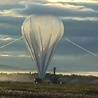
[65,37,98,57]
[0,37,23,49]
[0,37,97,58]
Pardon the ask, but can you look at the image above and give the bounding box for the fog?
[0,72,37,82]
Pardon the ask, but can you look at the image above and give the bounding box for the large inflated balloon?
[21,14,64,79]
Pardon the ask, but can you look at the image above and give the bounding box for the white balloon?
[21,14,64,79]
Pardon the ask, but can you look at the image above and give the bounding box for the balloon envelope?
[21,14,64,79]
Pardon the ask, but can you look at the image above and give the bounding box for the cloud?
[0,2,25,17]
[0,54,12,57]
[0,3,24,10]
[45,3,84,10]
[0,10,24,18]
[1,1,98,57]
[17,54,30,58]
[0,0,98,73]
[0,16,25,36]
[0,54,30,58]
[55,35,98,57]
[47,0,98,4]
[5,38,12,41]
[61,17,98,21]
[0,35,14,41]
[51,54,98,72]
[63,19,98,37]
[0,49,30,58]
[0,55,34,69]
[45,3,97,14]
[16,2,98,18]
[0,37,12,41]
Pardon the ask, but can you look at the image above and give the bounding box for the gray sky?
[0,0,98,75]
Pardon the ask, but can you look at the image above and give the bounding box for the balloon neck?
[40,77,44,83]
[39,74,45,82]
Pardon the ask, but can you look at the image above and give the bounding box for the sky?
[0,0,98,75]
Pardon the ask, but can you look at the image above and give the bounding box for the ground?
[0,82,98,98]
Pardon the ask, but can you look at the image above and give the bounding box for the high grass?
[0,82,98,98]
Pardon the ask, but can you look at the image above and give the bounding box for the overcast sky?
[0,0,98,75]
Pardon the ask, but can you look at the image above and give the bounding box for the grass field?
[0,82,98,98]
